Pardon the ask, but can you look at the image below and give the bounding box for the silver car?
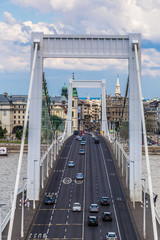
[89,204,99,213]
[72,202,81,212]
[105,232,117,240]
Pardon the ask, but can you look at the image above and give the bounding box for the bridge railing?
[104,132,160,225]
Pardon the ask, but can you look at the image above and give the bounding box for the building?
[143,98,159,134]
[106,75,129,130]
[0,93,27,136]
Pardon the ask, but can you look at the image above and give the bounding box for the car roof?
[91,203,98,206]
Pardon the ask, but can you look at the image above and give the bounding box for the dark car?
[44,195,55,205]
[74,130,79,135]
[100,196,110,205]
[68,161,75,167]
[94,137,99,144]
[102,212,112,222]
[88,216,98,226]
[76,173,84,180]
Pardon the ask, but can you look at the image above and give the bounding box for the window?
[18,120,20,124]
[23,116,24,119]
[14,111,16,114]
[3,111,6,115]
[18,110,20,113]
[14,120,16,124]
[14,116,16,119]
[72,101,74,107]
[18,116,20,119]
[72,111,74,117]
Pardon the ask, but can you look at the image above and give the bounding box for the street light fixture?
[131,161,135,209]
[33,160,38,209]
[141,178,146,239]
[21,177,27,237]
[0,203,6,240]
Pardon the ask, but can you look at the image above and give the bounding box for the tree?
[0,121,8,139]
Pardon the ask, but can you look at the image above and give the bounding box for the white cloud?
[11,0,160,42]
[142,48,160,76]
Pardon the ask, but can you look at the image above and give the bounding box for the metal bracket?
[34,39,40,49]
[132,39,139,51]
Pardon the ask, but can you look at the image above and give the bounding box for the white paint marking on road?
[100,144,122,240]
[50,215,53,221]
[82,141,87,240]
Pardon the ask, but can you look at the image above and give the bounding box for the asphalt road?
[28,134,138,240]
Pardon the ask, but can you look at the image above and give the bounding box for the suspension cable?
[7,42,39,240]
[133,42,158,240]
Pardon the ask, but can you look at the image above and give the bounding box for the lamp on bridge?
[21,177,27,238]
[141,178,146,239]
[33,160,38,209]
[0,203,6,240]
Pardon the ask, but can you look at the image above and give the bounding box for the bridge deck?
[2,135,160,239]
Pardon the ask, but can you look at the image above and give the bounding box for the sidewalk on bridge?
[2,153,63,239]
[109,143,160,239]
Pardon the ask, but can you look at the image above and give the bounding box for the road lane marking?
[82,140,87,240]
[100,144,122,240]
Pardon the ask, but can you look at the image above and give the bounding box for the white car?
[72,202,81,212]
[105,232,117,240]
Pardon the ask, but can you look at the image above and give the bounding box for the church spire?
[115,74,121,97]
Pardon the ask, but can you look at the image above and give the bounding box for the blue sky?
[1,0,160,99]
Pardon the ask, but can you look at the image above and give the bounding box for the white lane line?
[100,144,122,240]
[82,142,87,240]
[50,215,53,221]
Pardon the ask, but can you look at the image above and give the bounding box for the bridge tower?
[27,32,142,202]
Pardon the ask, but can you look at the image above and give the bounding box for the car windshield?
[46,196,53,200]
[89,217,96,220]
[108,233,116,237]
[91,204,97,207]
[102,197,109,200]
[74,203,80,206]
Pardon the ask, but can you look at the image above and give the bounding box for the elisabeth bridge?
[1,32,160,240]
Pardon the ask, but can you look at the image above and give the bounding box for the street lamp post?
[33,160,38,209]
[141,178,146,239]
[0,203,6,240]
[21,177,27,237]
[131,161,135,209]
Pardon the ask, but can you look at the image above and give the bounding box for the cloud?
[142,48,160,76]
[0,8,160,79]
[11,0,160,43]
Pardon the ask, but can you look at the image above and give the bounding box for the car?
[81,140,86,145]
[105,232,117,239]
[82,134,86,140]
[74,130,79,135]
[72,202,81,212]
[89,204,99,213]
[100,196,110,205]
[78,137,82,141]
[94,137,99,144]
[44,195,55,205]
[76,173,84,180]
[79,148,85,154]
[68,161,75,167]
[102,212,112,222]
[76,135,80,140]
[88,216,98,226]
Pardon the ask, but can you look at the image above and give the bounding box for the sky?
[1,0,160,99]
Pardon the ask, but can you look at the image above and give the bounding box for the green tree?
[0,121,8,139]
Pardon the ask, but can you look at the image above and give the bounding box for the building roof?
[50,95,68,103]
[0,94,12,104]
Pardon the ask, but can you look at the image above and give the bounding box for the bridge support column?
[129,34,142,202]
[101,80,107,135]
[27,32,44,201]
[67,80,73,136]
